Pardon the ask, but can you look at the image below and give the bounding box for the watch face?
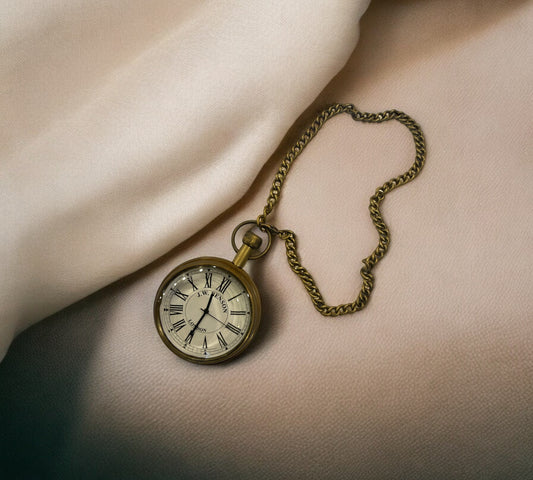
[154,257,261,364]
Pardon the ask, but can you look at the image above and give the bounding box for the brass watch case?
[154,256,261,365]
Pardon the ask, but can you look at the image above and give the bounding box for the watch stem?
[232,230,262,268]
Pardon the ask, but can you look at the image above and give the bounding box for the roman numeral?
[186,276,198,291]
[216,277,232,294]
[230,310,246,316]
[226,322,242,335]
[204,272,212,289]
[203,336,208,351]
[217,332,228,349]
[184,330,195,345]
[172,288,188,301]
[171,319,186,332]
[169,304,183,315]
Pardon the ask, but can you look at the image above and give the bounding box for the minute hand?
[203,291,215,314]
[189,292,215,338]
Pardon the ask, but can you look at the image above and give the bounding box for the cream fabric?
[0,0,368,358]
[1,1,532,479]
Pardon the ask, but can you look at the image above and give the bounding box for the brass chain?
[256,103,426,316]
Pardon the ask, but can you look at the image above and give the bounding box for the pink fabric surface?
[0,0,367,358]
[1,1,532,479]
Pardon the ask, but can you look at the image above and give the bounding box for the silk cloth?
[1,1,532,479]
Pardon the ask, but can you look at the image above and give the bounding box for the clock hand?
[200,308,225,327]
[187,292,215,340]
[204,291,215,314]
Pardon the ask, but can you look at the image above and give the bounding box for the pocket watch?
[154,229,263,364]
[154,103,426,364]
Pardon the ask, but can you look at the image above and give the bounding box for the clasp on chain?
[258,221,294,241]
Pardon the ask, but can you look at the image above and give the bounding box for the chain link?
[256,103,426,316]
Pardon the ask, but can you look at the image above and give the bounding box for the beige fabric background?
[0,0,367,357]
[1,1,532,479]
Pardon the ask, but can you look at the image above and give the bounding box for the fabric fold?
[0,0,370,359]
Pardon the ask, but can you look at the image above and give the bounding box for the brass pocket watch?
[154,228,265,364]
[154,103,427,364]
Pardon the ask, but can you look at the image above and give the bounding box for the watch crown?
[233,230,262,268]
[242,231,262,250]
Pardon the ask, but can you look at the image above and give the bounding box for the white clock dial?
[154,257,260,364]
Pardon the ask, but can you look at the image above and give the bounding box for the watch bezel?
[154,256,261,364]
